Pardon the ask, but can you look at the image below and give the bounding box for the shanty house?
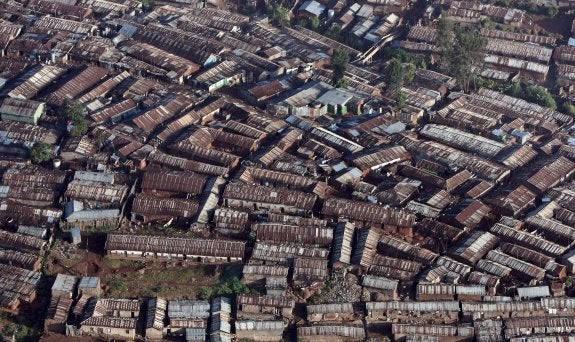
[235,320,284,342]
[223,182,317,216]
[297,325,366,342]
[237,294,294,319]
[44,296,72,334]
[64,180,128,209]
[306,303,356,323]
[78,277,101,298]
[131,193,199,224]
[362,275,399,300]
[0,98,45,125]
[299,0,326,18]
[145,297,168,341]
[80,298,141,340]
[105,234,245,263]
[51,274,77,299]
[166,300,209,336]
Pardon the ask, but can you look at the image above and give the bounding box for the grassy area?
[105,264,216,299]
[102,257,142,270]
[146,267,206,282]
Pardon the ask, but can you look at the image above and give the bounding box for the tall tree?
[331,48,349,88]
[269,3,290,28]
[61,99,88,137]
[404,63,416,84]
[437,19,486,92]
[386,58,404,93]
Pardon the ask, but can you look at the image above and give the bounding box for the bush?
[325,24,342,40]
[198,286,213,300]
[198,276,251,300]
[504,80,557,110]
[108,278,127,293]
[268,3,290,27]
[562,102,575,117]
[61,99,88,137]
[396,90,407,108]
[29,142,51,164]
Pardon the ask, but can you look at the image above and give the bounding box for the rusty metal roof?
[132,193,199,219]
[106,234,245,258]
[253,223,333,247]
[322,197,415,227]
[451,230,498,265]
[65,180,128,204]
[141,170,207,195]
[224,182,317,211]
[46,66,110,106]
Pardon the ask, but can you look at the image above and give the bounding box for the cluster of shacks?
[2,0,575,341]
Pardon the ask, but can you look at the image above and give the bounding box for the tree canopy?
[385,58,417,95]
[268,3,290,28]
[198,276,251,299]
[386,58,404,93]
[29,142,52,164]
[61,99,88,137]
[395,90,407,108]
[331,48,349,88]
[437,18,487,92]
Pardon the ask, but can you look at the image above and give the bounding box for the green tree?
[504,80,557,110]
[396,90,407,108]
[198,286,214,300]
[481,18,496,29]
[563,102,575,117]
[508,81,522,97]
[325,24,342,40]
[331,48,349,88]
[386,58,404,93]
[437,19,487,92]
[70,119,88,137]
[268,3,290,28]
[199,276,251,299]
[140,0,155,8]
[436,17,454,54]
[29,142,51,164]
[546,5,558,17]
[61,99,88,137]
[404,63,416,84]
[525,83,556,109]
[333,78,348,88]
[309,16,320,31]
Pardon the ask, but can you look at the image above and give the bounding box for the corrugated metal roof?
[168,300,210,319]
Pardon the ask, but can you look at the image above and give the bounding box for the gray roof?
[316,89,354,106]
[366,301,460,312]
[299,0,326,16]
[78,277,100,289]
[168,300,210,319]
[64,201,120,221]
[16,225,47,239]
[73,171,115,184]
[52,274,77,293]
[362,275,399,290]
[186,328,206,341]
[211,297,232,314]
[235,320,284,331]
[71,227,81,238]
[209,332,232,342]
[517,286,550,298]
[210,312,231,334]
